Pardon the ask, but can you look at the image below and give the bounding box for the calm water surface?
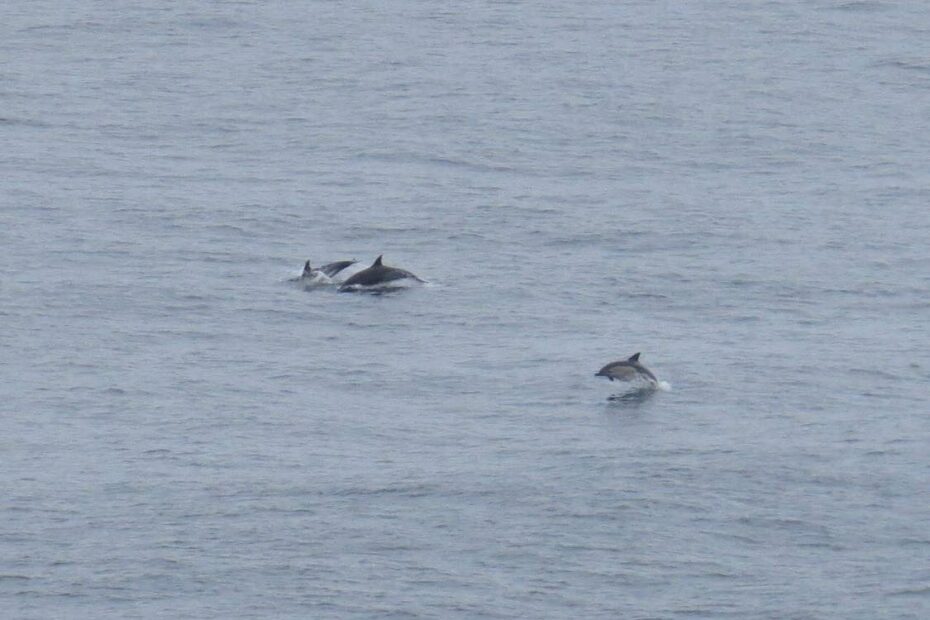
[2,1,929,618]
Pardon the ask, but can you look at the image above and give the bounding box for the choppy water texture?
[3,1,929,618]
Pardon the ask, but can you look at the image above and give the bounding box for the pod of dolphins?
[297,254,660,394]
[298,255,426,292]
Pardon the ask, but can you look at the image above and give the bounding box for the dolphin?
[301,259,357,279]
[339,255,424,290]
[318,260,357,278]
[595,352,658,385]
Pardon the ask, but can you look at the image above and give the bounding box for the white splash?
[297,272,332,288]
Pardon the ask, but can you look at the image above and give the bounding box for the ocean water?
[2,1,929,618]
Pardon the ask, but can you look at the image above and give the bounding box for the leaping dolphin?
[595,353,658,385]
[339,255,424,291]
[301,259,357,279]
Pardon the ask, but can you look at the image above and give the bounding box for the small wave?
[605,378,670,402]
[848,367,899,380]
[622,292,670,300]
[0,116,50,128]
[338,278,425,295]
[607,387,656,404]
[830,1,886,12]
[331,484,437,498]
[887,585,930,596]
[876,58,930,75]
[353,150,537,177]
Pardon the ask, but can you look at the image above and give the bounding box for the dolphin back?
[596,353,657,384]
[340,256,423,289]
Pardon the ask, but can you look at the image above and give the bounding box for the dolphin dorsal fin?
[372,255,383,266]
[628,352,641,362]
[303,260,312,273]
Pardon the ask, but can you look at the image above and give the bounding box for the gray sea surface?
[2,1,929,618]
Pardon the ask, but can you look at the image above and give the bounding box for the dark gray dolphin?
[301,259,357,279]
[595,352,658,385]
[339,255,424,290]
